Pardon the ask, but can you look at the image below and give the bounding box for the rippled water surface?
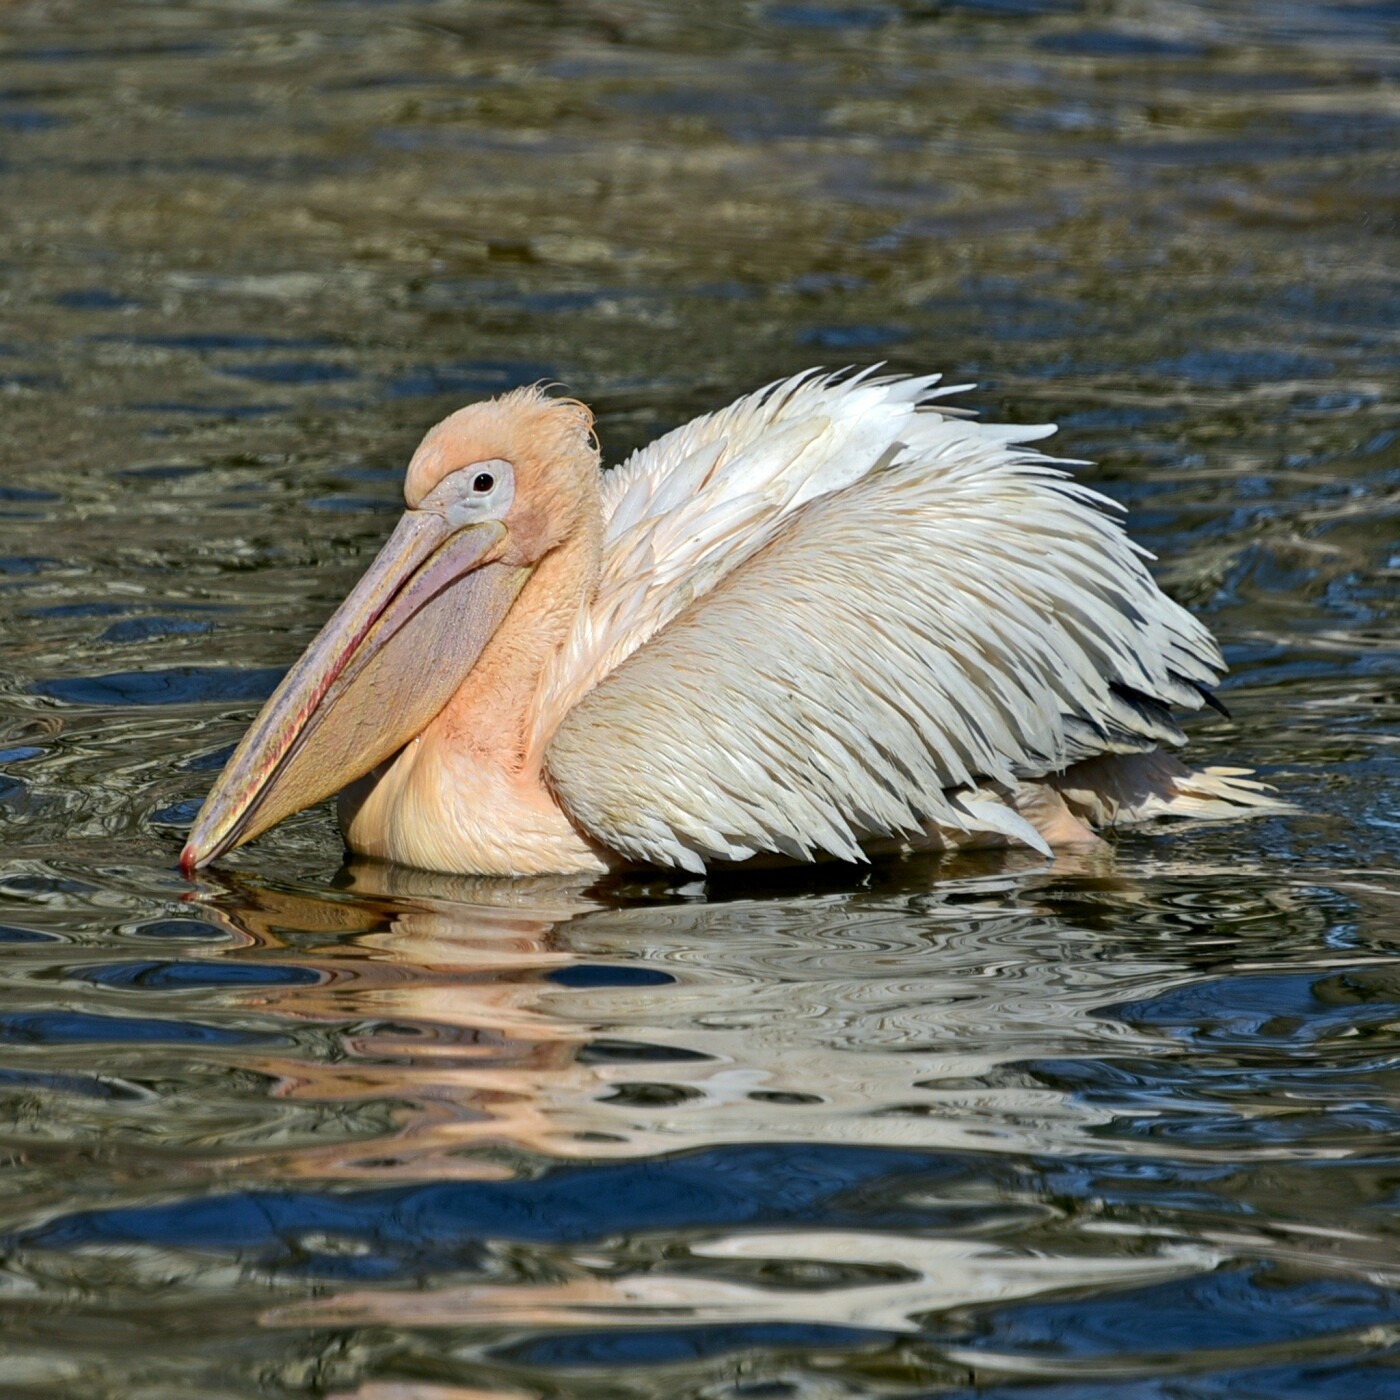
[2,2,1399,1396]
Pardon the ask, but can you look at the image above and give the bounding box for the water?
[1,1,1398,1395]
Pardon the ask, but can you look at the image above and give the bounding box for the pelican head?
[180,387,598,874]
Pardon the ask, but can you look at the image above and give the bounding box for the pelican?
[182,370,1283,878]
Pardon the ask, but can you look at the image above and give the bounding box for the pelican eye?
[415,457,514,518]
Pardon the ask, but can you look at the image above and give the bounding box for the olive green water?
[1,3,1398,1397]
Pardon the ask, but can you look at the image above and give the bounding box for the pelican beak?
[180,511,529,873]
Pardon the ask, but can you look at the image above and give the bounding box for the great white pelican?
[182,370,1283,878]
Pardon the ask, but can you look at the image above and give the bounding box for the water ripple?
[0,0,1396,1393]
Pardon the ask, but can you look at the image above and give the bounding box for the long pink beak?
[181,512,528,873]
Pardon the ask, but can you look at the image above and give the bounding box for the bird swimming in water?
[181,369,1283,879]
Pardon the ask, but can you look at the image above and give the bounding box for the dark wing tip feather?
[1107,679,1178,730]
[1196,684,1231,719]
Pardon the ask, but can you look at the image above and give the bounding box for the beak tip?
[178,843,201,878]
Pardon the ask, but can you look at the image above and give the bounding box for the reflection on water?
[189,862,1255,1168]
[1,0,1398,1395]
[5,861,1400,1395]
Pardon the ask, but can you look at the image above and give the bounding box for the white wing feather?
[540,372,1224,873]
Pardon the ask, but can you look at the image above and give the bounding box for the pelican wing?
[541,372,1224,873]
